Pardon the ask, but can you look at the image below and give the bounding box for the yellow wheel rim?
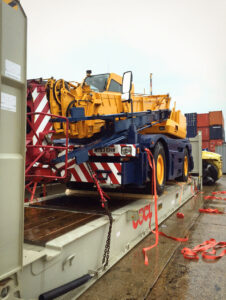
[157,154,164,185]
[184,156,188,176]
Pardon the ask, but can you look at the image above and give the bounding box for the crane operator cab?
[84,71,123,93]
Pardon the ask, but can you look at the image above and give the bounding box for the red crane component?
[25,80,71,202]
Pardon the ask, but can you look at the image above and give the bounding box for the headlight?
[121,146,132,156]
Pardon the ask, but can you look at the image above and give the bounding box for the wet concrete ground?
[78,176,226,300]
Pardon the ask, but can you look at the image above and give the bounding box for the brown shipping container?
[202,141,209,150]
[197,127,209,141]
[209,111,224,126]
[197,113,209,127]
[209,139,223,152]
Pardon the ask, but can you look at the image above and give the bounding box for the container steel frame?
[18,178,198,300]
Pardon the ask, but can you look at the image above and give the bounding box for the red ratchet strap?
[142,148,159,266]
[177,212,184,218]
[142,149,188,266]
[212,191,226,195]
[158,231,188,242]
[199,208,224,214]
[204,195,226,200]
[181,239,226,260]
[92,173,110,208]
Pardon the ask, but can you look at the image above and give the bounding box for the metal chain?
[101,202,113,268]
[86,162,113,268]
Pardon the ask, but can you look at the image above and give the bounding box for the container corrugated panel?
[209,111,224,126]
[209,139,223,152]
[209,125,225,140]
[0,1,26,280]
[215,143,226,173]
[186,125,197,138]
[185,113,197,127]
[197,127,209,141]
[197,113,209,127]
[202,141,209,150]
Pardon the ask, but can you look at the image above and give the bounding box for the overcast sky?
[21,0,226,127]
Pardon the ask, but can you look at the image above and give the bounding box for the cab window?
[85,74,109,92]
[108,79,122,93]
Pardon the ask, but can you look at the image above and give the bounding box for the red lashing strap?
[199,208,224,214]
[212,191,226,195]
[158,231,188,242]
[142,149,188,266]
[204,195,226,200]
[142,148,159,266]
[181,239,226,260]
[177,212,184,218]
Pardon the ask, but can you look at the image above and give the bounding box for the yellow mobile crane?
[46,71,186,140]
[30,71,193,195]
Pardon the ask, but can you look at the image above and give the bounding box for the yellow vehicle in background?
[202,151,222,185]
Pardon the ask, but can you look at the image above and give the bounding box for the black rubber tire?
[153,142,166,195]
[203,162,218,185]
[178,148,189,182]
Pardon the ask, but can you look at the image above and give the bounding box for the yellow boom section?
[141,102,186,138]
[46,73,186,139]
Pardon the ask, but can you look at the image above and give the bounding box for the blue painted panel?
[186,125,197,138]
[185,113,197,127]
[138,134,193,181]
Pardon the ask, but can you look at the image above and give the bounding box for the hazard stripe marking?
[109,162,121,182]
[113,162,121,174]
[34,95,49,120]
[34,92,46,111]
[33,103,49,134]
[70,168,82,182]
[76,165,87,182]
[79,163,93,182]
[103,162,119,184]
[31,88,52,145]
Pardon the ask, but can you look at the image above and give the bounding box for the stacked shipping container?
[209,111,225,152]
[197,113,209,149]
[185,113,197,138]
[185,110,225,152]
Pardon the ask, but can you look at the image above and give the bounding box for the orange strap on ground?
[181,239,226,260]
[199,208,224,214]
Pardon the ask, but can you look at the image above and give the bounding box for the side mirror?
[122,71,133,102]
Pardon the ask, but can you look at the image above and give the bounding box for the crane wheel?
[203,162,218,185]
[178,148,189,182]
[153,142,166,195]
